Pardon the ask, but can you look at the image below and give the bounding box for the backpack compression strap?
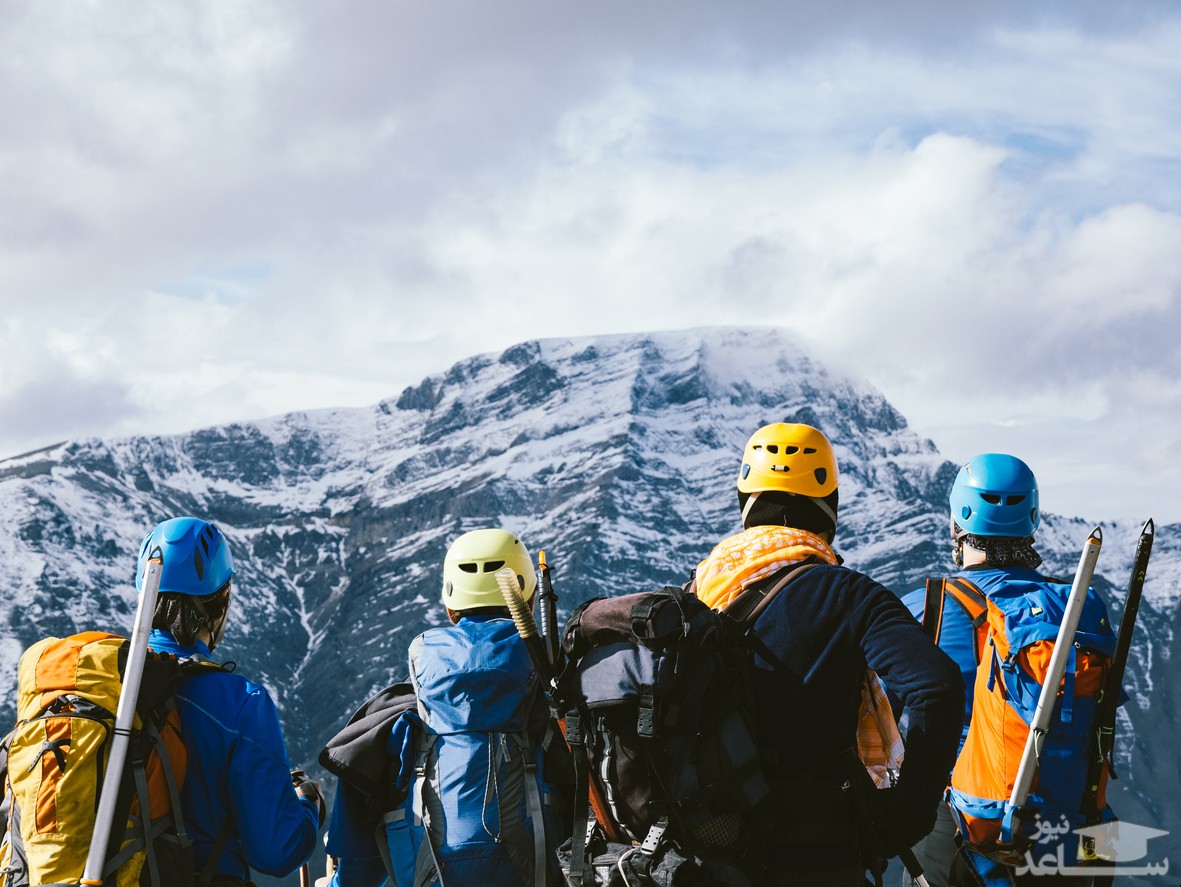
[563,711,596,887]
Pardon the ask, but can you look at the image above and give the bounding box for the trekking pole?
[495,566,557,689]
[300,861,311,887]
[81,553,165,886]
[1005,527,1103,843]
[537,550,560,667]
[495,567,622,844]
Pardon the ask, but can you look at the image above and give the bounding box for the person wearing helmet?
[322,528,568,887]
[693,423,963,886]
[900,456,1118,887]
[896,455,1046,887]
[142,517,322,884]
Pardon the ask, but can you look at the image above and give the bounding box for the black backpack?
[555,568,816,886]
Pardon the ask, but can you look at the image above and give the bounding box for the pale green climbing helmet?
[442,528,537,610]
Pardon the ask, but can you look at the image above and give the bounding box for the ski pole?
[1006,527,1103,839]
[537,550,560,667]
[81,553,165,886]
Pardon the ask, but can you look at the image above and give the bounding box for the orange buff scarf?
[694,524,839,611]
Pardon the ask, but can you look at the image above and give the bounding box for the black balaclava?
[951,520,1042,570]
[739,488,839,539]
[153,582,232,650]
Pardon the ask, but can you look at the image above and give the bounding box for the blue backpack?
[378,617,561,887]
[947,570,1117,860]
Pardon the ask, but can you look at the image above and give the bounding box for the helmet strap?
[740,491,761,525]
[808,495,837,530]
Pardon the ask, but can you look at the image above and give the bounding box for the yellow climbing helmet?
[738,423,839,498]
[441,528,537,611]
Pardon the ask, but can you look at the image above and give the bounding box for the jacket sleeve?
[851,579,964,823]
[227,686,320,876]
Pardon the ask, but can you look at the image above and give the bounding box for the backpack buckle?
[565,713,583,745]
[637,686,656,738]
[640,819,667,855]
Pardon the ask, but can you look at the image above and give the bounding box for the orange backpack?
[0,632,215,887]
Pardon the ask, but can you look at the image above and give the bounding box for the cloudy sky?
[2,1,1178,524]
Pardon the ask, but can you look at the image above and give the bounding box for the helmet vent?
[193,549,205,580]
[766,445,778,453]
[981,494,1002,504]
[814,468,828,485]
[1005,495,1025,505]
[803,447,816,454]
[784,446,799,455]
[482,560,505,572]
[200,535,210,556]
[458,563,478,573]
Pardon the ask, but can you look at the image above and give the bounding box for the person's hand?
[291,768,327,828]
[866,787,937,858]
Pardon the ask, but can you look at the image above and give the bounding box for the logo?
[1017,815,1171,878]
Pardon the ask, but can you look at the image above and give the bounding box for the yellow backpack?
[0,632,211,887]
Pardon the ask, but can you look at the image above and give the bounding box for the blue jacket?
[898,567,1013,754]
[148,629,319,879]
[900,565,1112,755]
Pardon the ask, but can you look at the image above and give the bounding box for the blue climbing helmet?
[136,517,235,596]
[949,454,1040,537]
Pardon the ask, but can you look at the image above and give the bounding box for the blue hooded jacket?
[148,629,319,879]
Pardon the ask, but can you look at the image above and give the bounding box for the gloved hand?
[291,768,327,829]
[866,787,937,859]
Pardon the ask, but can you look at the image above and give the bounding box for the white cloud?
[1,1,1179,521]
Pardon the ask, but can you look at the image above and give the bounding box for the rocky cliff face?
[1,327,1176,877]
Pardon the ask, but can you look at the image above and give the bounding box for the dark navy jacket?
[148,630,319,879]
[749,563,963,829]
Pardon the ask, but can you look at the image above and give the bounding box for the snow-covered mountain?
[1,327,1177,878]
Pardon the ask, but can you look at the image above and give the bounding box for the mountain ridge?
[0,326,1176,881]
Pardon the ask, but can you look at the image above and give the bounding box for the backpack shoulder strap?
[940,577,990,665]
[412,733,446,887]
[722,561,822,628]
[921,579,944,641]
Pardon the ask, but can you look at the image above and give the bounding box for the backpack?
[377,618,563,887]
[554,574,803,887]
[946,573,1117,861]
[0,632,223,887]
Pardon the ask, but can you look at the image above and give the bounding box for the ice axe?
[1002,527,1103,849]
[81,553,164,886]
